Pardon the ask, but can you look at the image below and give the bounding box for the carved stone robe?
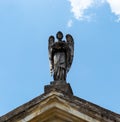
[53,51,66,81]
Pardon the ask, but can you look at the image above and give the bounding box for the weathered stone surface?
[0,88,120,122]
[48,31,74,82]
[44,81,73,96]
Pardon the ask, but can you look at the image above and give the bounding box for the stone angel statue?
[48,31,74,82]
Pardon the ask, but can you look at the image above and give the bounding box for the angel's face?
[56,31,63,41]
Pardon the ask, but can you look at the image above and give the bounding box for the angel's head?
[56,31,63,41]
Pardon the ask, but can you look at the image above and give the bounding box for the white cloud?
[106,0,120,22]
[67,19,73,27]
[68,0,94,20]
[68,0,120,22]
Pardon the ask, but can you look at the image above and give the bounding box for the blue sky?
[0,0,120,116]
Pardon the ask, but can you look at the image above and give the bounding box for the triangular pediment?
[0,90,120,122]
[16,92,92,122]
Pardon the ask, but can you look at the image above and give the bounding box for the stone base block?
[44,81,73,95]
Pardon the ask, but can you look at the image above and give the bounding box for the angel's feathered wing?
[66,34,74,73]
[48,36,55,75]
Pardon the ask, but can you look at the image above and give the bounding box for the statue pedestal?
[44,81,73,96]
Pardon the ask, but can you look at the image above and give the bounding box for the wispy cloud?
[106,0,120,22]
[68,0,120,22]
[67,19,73,27]
[68,0,94,20]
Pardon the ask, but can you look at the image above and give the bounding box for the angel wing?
[48,36,55,75]
[66,34,74,73]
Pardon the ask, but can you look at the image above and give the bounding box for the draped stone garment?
[53,52,66,81]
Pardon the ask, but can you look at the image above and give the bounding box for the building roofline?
[0,88,120,122]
